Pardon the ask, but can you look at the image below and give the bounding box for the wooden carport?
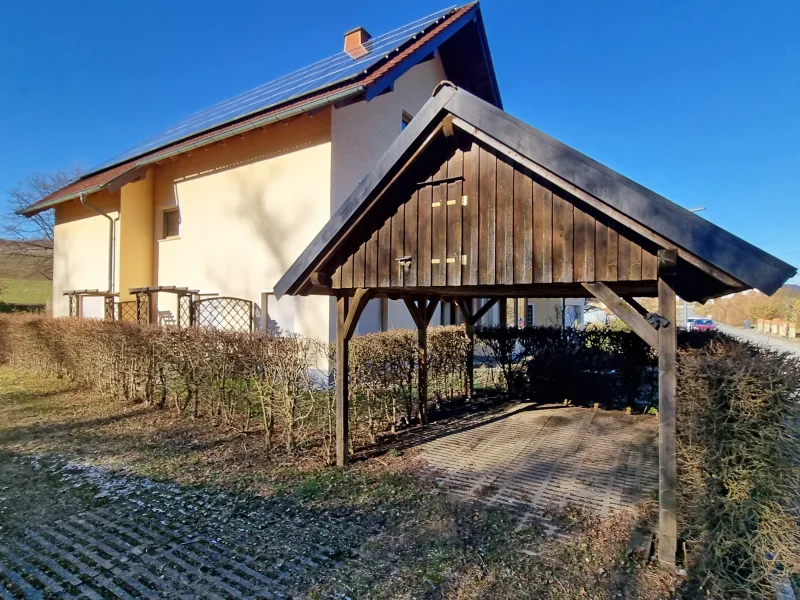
[275,83,796,564]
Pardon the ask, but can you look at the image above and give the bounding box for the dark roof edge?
[444,91,796,294]
[276,85,796,298]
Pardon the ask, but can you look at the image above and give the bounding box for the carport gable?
[276,85,796,300]
[276,85,795,302]
[327,135,663,297]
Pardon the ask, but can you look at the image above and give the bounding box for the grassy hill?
[0,239,52,306]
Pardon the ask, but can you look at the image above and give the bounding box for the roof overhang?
[275,84,796,302]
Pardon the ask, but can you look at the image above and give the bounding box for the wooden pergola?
[63,289,118,319]
[275,84,795,564]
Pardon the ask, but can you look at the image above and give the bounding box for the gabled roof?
[275,84,796,301]
[20,3,500,217]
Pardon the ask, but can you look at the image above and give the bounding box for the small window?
[162,208,179,239]
[526,303,535,327]
[401,110,413,130]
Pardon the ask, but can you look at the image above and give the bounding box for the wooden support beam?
[343,288,372,340]
[336,296,349,468]
[624,296,650,318]
[657,250,678,565]
[472,297,498,324]
[582,283,658,349]
[335,290,373,468]
[456,297,498,399]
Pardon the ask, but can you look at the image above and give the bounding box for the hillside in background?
[0,239,53,305]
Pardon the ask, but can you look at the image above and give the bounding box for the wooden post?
[418,319,429,423]
[465,320,476,398]
[498,298,507,327]
[404,296,439,425]
[657,250,678,565]
[335,289,373,467]
[582,276,678,564]
[336,295,350,467]
[455,297,499,402]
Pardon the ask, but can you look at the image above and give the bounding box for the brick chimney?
[344,26,371,59]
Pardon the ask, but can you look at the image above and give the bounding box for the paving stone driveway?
[0,459,372,599]
[0,406,657,599]
[418,404,659,518]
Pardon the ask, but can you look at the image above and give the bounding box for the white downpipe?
[80,192,117,293]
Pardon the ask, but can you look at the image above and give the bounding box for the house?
[19,3,582,337]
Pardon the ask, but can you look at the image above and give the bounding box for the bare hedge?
[0,316,469,462]
[677,338,800,599]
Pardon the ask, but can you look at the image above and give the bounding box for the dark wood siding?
[332,141,658,289]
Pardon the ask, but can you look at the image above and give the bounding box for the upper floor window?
[162,208,179,239]
[401,110,413,131]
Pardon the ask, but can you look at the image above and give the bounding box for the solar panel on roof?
[91,5,457,173]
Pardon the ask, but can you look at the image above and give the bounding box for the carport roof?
[275,84,796,301]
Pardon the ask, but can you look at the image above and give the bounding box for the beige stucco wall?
[52,190,121,318]
[119,169,155,301]
[152,110,332,341]
[331,56,448,334]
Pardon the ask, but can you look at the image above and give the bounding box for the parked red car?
[692,318,717,331]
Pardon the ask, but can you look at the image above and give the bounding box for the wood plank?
[595,219,609,281]
[630,240,643,280]
[431,161,448,286]
[332,252,342,288]
[446,149,463,286]
[583,282,658,349]
[513,168,533,284]
[618,234,632,281]
[462,141,479,286]
[642,249,658,279]
[577,207,596,282]
[533,178,553,283]
[377,218,391,287]
[404,190,418,287]
[657,263,678,565]
[552,189,574,283]
[495,155,514,285]
[365,230,378,287]
[418,174,433,286]
[341,251,353,289]
[607,225,619,281]
[391,204,405,287]
[353,241,365,289]
[574,206,586,282]
[478,145,497,285]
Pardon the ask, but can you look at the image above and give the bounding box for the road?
[717,323,800,357]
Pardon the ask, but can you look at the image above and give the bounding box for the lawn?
[0,365,680,599]
[0,277,51,305]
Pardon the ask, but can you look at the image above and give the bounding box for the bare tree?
[3,167,83,280]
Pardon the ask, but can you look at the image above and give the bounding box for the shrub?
[677,338,800,598]
[0,316,470,462]
[476,326,657,409]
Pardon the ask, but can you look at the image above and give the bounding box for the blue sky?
[1,0,798,281]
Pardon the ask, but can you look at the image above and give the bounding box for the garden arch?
[275,83,795,564]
